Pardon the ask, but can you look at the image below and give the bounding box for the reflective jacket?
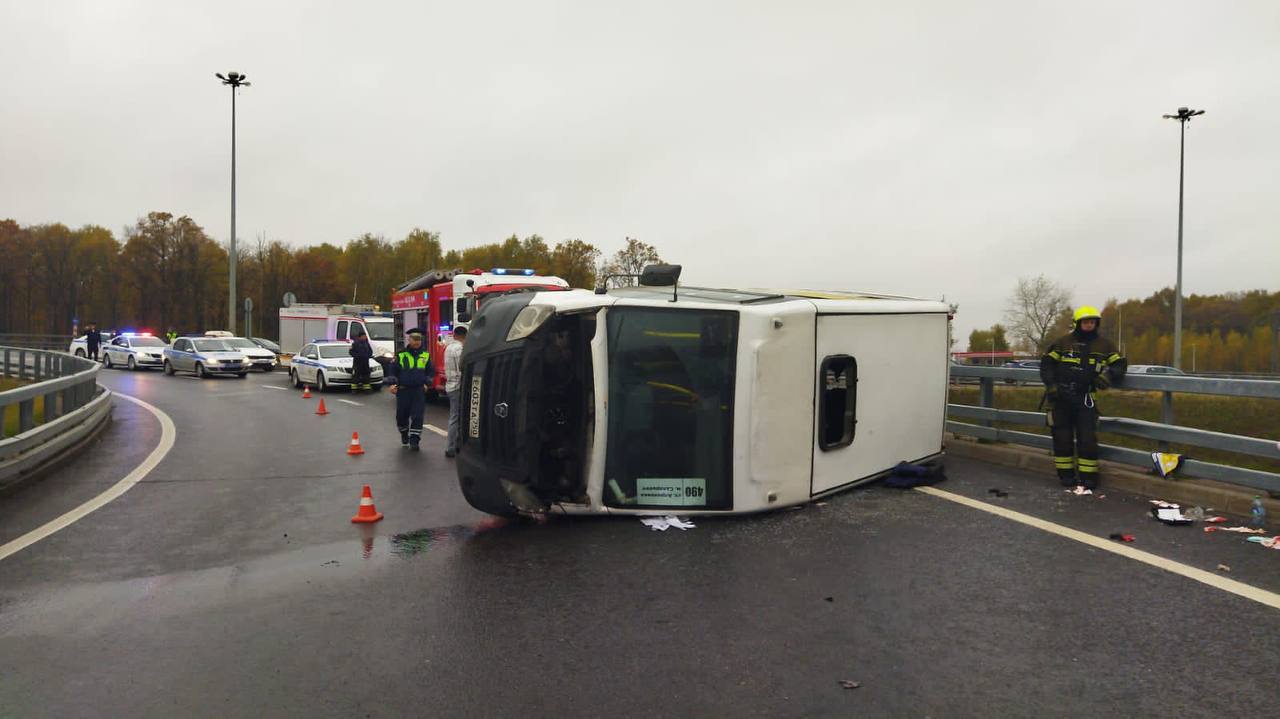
[1040,331,1126,393]
[388,346,432,387]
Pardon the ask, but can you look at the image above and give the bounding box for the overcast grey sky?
[3,0,1278,342]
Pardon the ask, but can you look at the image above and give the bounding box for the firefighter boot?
[1054,456,1076,486]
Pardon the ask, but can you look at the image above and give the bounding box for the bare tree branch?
[1003,274,1073,351]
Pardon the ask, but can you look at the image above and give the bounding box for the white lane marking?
[0,392,177,562]
[915,486,1280,611]
[425,424,448,437]
[337,399,362,406]
[261,385,288,391]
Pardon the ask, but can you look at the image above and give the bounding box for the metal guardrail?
[1,347,110,485]
[948,365,1280,493]
[0,333,71,351]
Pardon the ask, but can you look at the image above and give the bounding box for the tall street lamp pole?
[1162,106,1205,370]
[216,71,250,333]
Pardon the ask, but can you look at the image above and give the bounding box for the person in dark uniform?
[349,329,374,392]
[84,322,102,361]
[1040,305,1127,489]
[387,327,432,450]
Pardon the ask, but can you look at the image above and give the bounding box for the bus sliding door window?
[604,308,737,510]
[818,355,857,451]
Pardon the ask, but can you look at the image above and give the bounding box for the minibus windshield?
[603,307,737,510]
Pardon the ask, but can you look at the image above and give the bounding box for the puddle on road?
[387,516,516,557]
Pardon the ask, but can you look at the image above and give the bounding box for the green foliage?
[1101,289,1280,371]
[968,324,1010,353]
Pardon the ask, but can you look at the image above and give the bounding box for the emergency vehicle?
[205,331,279,371]
[389,268,569,392]
[68,331,116,358]
[290,341,385,392]
[277,304,396,361]
[101,332,167,370]
[454,265,951,518]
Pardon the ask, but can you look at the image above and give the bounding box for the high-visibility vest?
[397,351,431,370]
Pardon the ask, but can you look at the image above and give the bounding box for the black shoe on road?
[445,449,456,458]
[409,444,420,452]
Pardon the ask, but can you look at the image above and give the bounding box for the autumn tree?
[598,237,662,288]
[550,239,601,288]
[968,324,1010,354]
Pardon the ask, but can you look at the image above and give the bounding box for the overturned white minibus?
[455,269,951,516]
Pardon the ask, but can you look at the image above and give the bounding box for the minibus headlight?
[506,305,554,342]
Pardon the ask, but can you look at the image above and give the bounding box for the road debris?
[838,680,861,690]
[1204,526,1267,534]
[1151,507,1194,525]
[1205,516,1228,523]
[988,488,1009,498]
[1150,500,1180,509]
[1216,564,1231,572]
[1108,533,1135,542]
[883,460,947,488]
[1067,486,1093,496]
[1246,536,1280,550]
[639,516,696,532]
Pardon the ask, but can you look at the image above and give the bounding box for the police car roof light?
[491,268,507,275]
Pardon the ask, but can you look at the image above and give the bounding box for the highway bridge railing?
[0,347,111,486]
[0,333,71,351]
[948,365,1280,494]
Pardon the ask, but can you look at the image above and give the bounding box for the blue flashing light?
[523,269,535,276]
[438,323,451,332]
[491,268,507,275]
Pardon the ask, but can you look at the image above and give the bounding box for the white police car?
[163,336,251,378]
[290,341,384,392]
[206,331,279,372]
[68,331,115,358]
[102,333,167,370]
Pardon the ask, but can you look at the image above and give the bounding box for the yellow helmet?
[1073,305,1101,323]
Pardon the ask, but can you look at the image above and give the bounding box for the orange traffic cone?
[302,385,312,398]
[347,431,365,456]
[315,398,329,416]
[351,485,383,523]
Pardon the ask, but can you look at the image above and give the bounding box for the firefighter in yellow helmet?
[1039,306,1127,489]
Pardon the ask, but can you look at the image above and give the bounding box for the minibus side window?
[336,320,349,339]
[818,355,857,451]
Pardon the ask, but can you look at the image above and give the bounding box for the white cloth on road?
[639,516,696,531]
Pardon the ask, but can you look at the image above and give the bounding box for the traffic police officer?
[388,327,432,450]
[1039,306,1127,489]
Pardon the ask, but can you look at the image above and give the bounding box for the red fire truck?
[389,268,570,392]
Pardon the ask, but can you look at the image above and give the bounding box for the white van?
[277,304,395,361]
[455,268,951,517]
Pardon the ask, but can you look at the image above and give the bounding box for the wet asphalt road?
[1,367,1278,717]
